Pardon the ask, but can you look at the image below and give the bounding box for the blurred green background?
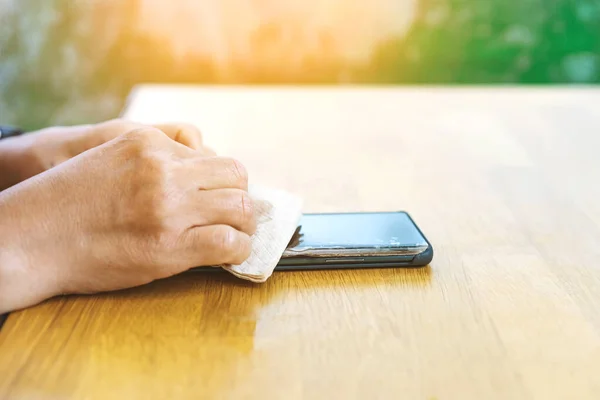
[1,0,599,131]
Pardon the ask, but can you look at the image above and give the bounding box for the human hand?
[0,119,214,190]
[0,126,254,313]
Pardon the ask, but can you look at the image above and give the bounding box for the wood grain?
[2,86,600,399]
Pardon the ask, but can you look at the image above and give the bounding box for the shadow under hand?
[51,265,431,397]
[99,264,433,342]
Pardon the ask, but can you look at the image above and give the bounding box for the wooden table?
[2,86,600,399]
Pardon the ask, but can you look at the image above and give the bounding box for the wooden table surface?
[2,86,600,399]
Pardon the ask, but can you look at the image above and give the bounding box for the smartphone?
[277,211,433,270]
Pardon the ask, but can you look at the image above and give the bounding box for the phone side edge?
[398,211,434,266]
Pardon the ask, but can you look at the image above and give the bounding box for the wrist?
[0,186,64,313]
[0,239,34,313]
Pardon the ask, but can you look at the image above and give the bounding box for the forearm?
[0,134,40,191]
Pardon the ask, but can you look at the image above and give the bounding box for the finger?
[189,189,256,235]
[178,156,249,191]
[201,145,217,157]
[180,225,252,267]
[95,119,147,142]
[188,144,217,158]
[153,123,203,150]
[63,120,144,156]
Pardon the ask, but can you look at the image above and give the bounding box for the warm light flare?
[137,0,416,77]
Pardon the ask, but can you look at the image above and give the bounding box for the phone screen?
[283,212,429,258]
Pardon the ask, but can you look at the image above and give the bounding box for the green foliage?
[0,0,215,130]
[362,0,600,84]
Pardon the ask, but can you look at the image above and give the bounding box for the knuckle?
[160,123,202,147]
[212,225,238,253]
[124,127,164,144]
[117,133,170,193]
[176,123,202,135]
[234,235,252,263]
[237,191,255,230]
[89,119,142,143]
[206,226,251,265]
[202,146,217,157]
[103,118,141,131]
[239,191,253,216]
[225,158,248,185]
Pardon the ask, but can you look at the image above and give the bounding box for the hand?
[0,119,215,190]
[0,126,255,313]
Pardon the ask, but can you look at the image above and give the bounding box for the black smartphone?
[277,211,433,270]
